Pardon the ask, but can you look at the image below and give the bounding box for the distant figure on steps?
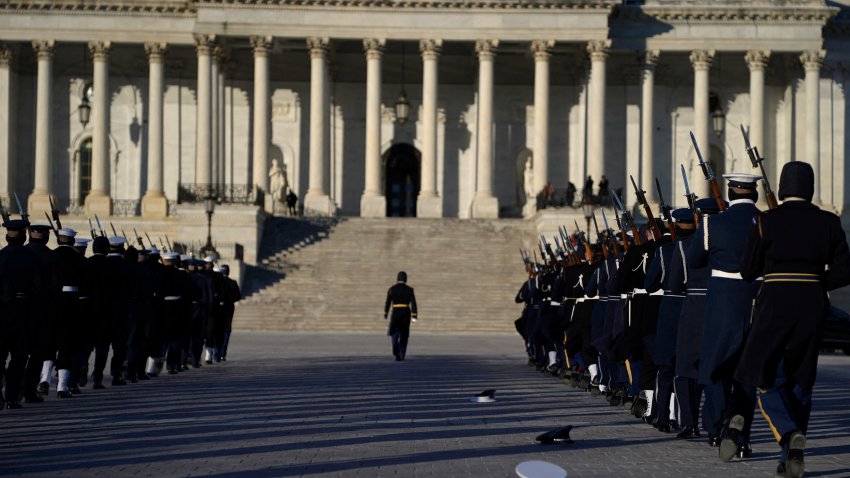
[384,271,418,361]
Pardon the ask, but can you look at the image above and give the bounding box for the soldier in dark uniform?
[93,237,132,386]
[185,258,212,368]
[86,236,118,389]
[734,162,850,478]
[687,173,762,461]
[216,264,241,361]
[22,223,56,404]
[201,257,225,365]
[384,271,417,361]
[0,219,45,409]
[158,252,195,374]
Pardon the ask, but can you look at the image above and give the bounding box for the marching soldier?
[215,264,241,361]
[687,174,762,461]
[158,252,195,375]
[734,162,850,478]
[384,271,417,361]
[23,223,56,404]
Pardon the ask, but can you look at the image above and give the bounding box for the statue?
[523,157,534,206]
[268,159,289,203]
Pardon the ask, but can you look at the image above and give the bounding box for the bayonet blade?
[612,191,627,213]
[13,192,26,219]
[655,178,666,206]
[690,131,714,180]
[601,208,610,231]
[680,164,692,197]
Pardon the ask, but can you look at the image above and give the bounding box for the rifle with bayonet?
[591,212,608,260]
[655,177,676,241]
[574,219,593,262]
[94,214,106,237]
[630,175,662,240]
[159,237,168,252]
[680,164,700,224]
[612,191,642,246]
[88,217,97,238]
[165,235,173,253]
[540,234,558,268]
[740,124,779,209]
[0,196,10,223]
[600,208,620,255]
[48,196,62,229]
[145,232,155,250]
[134,228,145,249]
[690,131,726,212]
[14,193,28,223]
[109,222,118,238]
[43,212,58,235]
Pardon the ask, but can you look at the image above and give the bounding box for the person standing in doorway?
[384,271,418,361]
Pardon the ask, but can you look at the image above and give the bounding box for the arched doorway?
[383,143,420,217]
[78,138,93,205]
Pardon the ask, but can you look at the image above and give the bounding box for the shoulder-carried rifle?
[655,177,676,241]
[690,131,726,212]
[680,164,700,224]
[612,191,642,247]
[95,214,106,237]
[88,217,97,238]
[48,196,62,229]
[44,212,58,235]
[134,228,145,248]
[740,124,778,209]
[630,175,661,240]
[13,193,28,223]
[600,208,620,255]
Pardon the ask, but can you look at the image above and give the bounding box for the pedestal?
[27,193,52,218]
[141,193,168,218]
[471,195,499,219]
[360,194,386,218]
[416,196,443,218]
[522,201,537,219]
[84,193,112,217]
[303,193,336,217]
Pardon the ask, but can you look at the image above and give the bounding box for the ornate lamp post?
[712,107,726,138]
[582,199,595,237]
[200,189,219,258]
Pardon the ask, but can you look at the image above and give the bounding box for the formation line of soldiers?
[0,210,242,410]
[515,154,850,478]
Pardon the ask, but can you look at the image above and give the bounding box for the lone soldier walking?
[384,271,417,361]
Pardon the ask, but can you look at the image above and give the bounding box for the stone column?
[801,50,825,203]
[472,39,499,219]
[29,40,54,216]
[0,46,13,206]
[251,36,272,200]
[690,49,714,198]
[745,50,770,156]
[532,40,554,198]
[586,40,610,193]
[210,47,220,192]
[640,50,660,204]
[84,41,112,216]
[142,43,168,217]
[304,37,334,215]
[194,34,214,188]
[218,59,226,192]
[418,39,443,218]
[360,38,386,217]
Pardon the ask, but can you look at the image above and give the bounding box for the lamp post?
[582,200,595,237]
[200,189,219,259]
[712,106,725,138]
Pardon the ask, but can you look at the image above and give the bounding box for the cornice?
[0,1,196,17]
[614,4,838,25]
[196,0,619,12]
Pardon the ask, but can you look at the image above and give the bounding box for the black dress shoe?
[657,421,672,433]
[78,366,88,387]
[6,401,22,409]
[719,415,745,462]
[24,394,44,404]
[204,360,213,365]
[128,376,138,384]
[775,461,786,478]
[676,425,701,440]
[168,369,178,375]
[37,382,49,396]
[786,431,806,478]
[737,442,752,459]
[57,391,73,399]
[112,379,127,386]
[70,385,82,395]
[93,383,106,390]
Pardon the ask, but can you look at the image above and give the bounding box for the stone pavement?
[1,332,849,477]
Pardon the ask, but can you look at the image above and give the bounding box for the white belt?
[632,288,648,295]
[649,289,664,296]
[712,270,743,280]
[164,296,182,301]
[61,286,79,293]
[576,298,585,303]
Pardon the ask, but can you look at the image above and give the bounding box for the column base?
[416,195,443,218]
[360,194,386,218]
[141,194,169,218]
[84,193,112,217]
[471,195,499,219]
[27,193,53,218]
[303,193,336,217]
[522,201,537,218]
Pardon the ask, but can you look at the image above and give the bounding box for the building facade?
[0,0,848,222]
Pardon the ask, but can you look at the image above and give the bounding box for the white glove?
[411,318,417,323]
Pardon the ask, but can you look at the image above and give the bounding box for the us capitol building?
[0,0,848,271]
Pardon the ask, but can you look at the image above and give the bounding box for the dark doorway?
[384,143,421,217]
[78,138,93,205]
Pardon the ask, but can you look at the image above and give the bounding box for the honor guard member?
[158,252,195,374]
[671,198,726,441]
[515,262,542,363]
[86,236,117,389]
[216,264,241,361]
[185,258,212,368]
[687,173,762,461]
[23,222,57,404]
[0,219,45,409]
[201,257,225,364]
[734,162,850,478]
[93,237,132,386]
[384,271,418,361]
[48,228,89,398]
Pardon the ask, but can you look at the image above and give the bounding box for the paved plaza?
[1,332,849,477]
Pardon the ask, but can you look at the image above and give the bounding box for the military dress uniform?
[384,272,417,361]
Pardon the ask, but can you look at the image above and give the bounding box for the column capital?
[420,39,442,60]
[0,45,12,67]
[689,49,715,71]
[531,40,555,62]
[586,39,611,62]
[641,49,660,69]
[88,41,111,61]
[800,50,825,72]
[475,39,499,61]
[307,37,330,59]
[745,50,771,71]
[212,44,225,63]
[250,36,273,57]
[194,34,216,56]
[32,40,54,60]
[363,38,385,60]
[144,42,167,63]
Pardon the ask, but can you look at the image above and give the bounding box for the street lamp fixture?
[395,42,411,125]
[712,107,725,138]
[582,200,595,238]
[78,96,91,128]
[200,189,219,259]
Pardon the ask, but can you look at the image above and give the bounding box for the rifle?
[741,124,779,209]
[43,212,58,235]
[540,234,557,268]
[121,229,129,243]
[655,177,676,240]
[0,196,10,223]
[145,232,155,250]
[690,131,726,212]
[48,195,62,229]
[680,164,700,224]
[94,214,106,237]
[159,237,168,252]
[591,212,608,260]
[574,219,592,262]
[13,193,27,223]
[109,222,118,238]
[134,228,145,248]
[88,217,97,238]
[612,191,642,246]
[630,175,662,240]
[165,235,173,253]
[600,208,620,255]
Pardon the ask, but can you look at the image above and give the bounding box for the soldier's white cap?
[213,266,221,273]
[204,255,215,263]
[162,252,179,260]
[57,227,77,238]
[108,236,126,247]
[723,173,761,190]
[180,254,191,262]
[74,238,91,247]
